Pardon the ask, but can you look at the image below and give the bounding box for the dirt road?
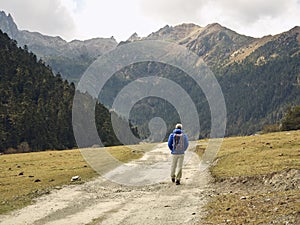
[0,142,212,225]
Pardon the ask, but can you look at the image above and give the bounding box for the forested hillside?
[0,30,121,153]
[1,10,299,139]
[101,25,300,138]
[217,29,300,135]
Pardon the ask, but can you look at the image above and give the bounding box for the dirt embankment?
[206,169,300,224]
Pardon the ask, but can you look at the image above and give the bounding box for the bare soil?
[0,143,212,225]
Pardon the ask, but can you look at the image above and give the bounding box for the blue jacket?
[168,129,189,154]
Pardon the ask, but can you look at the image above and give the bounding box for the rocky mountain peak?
[287,26,300,44]
[0,11,19,39]
[206,22,223,29]
[127,32,141,42]
[201,23,238,36]
[174,23,201,29]
[146,23,202,42]
[147,25,170,38]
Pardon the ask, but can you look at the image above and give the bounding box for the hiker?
[168,123,189,185]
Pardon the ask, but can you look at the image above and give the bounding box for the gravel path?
[0,142,212,225]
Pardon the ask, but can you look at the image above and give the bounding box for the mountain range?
[1,11,299,138]
[1,11,299,82]
[0,11,117,83]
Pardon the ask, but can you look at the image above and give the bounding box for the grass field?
[1,131,299,223]
[201,130,300,224]
[0,144,154,214]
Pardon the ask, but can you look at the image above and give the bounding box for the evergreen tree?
[0,30,125,153]
[281,106,300,131]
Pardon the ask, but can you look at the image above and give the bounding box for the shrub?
[4,148,17,154]
[262,124,280,133]
[17,142,31,153]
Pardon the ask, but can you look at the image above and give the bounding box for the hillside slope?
[1,11,299,137]
[0,31,120,152]
[112,24,300,137]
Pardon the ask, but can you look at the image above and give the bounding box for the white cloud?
[140,0,206,24]
[139,0,300,37]
[63,0,164,41]
[0,0,76,39]
[214,0,289,24]
[0,0,299,41]
[210,0,300,37]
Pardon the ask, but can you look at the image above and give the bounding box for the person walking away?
[168,123,189,185]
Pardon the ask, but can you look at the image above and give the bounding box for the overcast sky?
[0,0,299,42]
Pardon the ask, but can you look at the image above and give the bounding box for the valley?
[0,8,299,225]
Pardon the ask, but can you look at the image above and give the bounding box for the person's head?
[175,123,182,130]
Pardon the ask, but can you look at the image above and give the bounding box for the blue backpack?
[173,133,185,151]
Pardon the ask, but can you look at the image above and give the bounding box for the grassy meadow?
[200,130,300,224]
[0,144,152,214]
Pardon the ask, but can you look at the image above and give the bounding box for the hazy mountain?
[1,11,299,138]
[0,12,18,39]
[146,23,202,42]
[130,22,299,70]
[0,11,118,83]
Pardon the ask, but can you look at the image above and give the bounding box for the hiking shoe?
[171,178,175,183]
[176,180,180,185]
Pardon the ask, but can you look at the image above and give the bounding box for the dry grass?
[203,130,300,224]
[192,144,206,159]
[227,35,274,66]
[0,144,154,214]
[209,130,300,178]
[206,190,300,224]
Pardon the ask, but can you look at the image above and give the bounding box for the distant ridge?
[0,11,118,83]
[1,11,299,137]
[0,10,298,82]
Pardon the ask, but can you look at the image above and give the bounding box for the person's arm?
[184,134,189,150]
[168,134,173,150]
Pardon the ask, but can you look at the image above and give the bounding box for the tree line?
[0,30,126,153]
